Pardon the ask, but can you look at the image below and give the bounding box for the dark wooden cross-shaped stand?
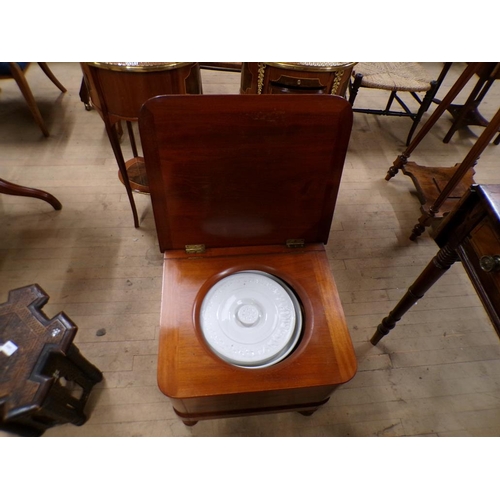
[0,284,102,436]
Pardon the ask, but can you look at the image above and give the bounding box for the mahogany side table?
[372,184,500,345]
[0,284,102,436]
[80,62,203,228]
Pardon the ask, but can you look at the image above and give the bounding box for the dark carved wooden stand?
[0,178,62,210]
[384,63,500,240]
[0,284,102,436]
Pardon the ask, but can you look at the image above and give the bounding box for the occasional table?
[80,62,203,228]
[0,284,102,436]
[372,184,500,345]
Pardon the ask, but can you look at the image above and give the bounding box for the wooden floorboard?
[1,62,500,437]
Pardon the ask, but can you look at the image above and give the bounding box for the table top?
[87,62,194,72]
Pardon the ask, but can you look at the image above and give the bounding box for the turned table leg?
[371,244,458,345]
[385,154,408,180]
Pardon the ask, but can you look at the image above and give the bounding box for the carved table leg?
[104,121,140,228]
[371,244,458,345]
[0,178,62,210]
[385,154,408,180]
[182,420,198,426]
[409,212,437,241]
[409,222,427,241]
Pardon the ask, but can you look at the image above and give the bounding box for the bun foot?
[298,410,317,417]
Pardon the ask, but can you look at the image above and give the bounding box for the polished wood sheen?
[4,62,500,437]
[139,94,356,424]
[140,94,353,252]
[160,246,357,423]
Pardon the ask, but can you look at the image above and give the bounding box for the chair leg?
[405,80,438,146]
[384,91,397,112]
[348,73,363,105]
[8,62,50,137]
[0,177,62,210]
[37,63,67,93]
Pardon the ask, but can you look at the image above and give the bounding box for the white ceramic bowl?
[200,271,303,368]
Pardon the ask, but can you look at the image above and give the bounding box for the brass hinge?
[286,239,305,248]
[185,244,206,254]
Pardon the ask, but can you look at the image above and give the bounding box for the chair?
[0,62,66,137]
[240,62,356,96]
[348,62,451,145]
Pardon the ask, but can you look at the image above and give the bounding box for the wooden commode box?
[139,94,357,425]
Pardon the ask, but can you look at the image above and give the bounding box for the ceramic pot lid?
[200,271,301,367]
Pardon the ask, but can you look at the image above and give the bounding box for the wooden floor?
[1,62,500,437]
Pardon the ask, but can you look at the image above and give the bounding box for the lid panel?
[139,94,353,252]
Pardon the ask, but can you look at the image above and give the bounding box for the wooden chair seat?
[352,62,432,92]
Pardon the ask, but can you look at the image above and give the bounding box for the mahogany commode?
[139,94,357,425]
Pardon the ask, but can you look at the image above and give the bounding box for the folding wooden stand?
[384,63,500,239]
[139,94,357,425]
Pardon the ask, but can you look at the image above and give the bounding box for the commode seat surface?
[158,245,356,421]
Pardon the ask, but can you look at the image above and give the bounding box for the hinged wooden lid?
[139,94,352,253]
